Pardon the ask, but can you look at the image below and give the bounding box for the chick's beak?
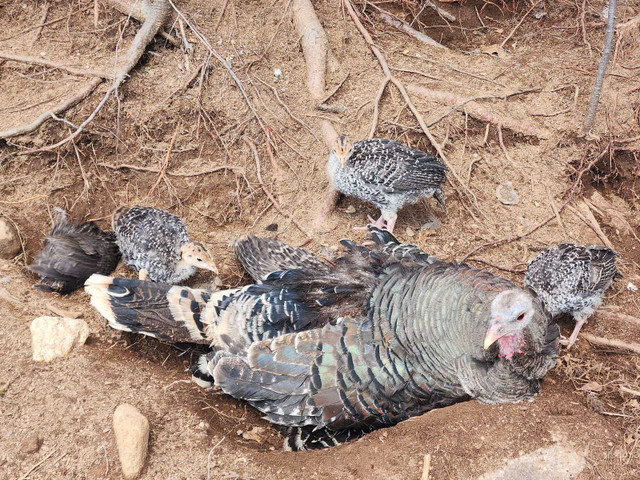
[483,319,504,350]
[339,155,347,168]
[206,263,219,274]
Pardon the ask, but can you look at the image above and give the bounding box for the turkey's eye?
[196,257,202,262]
[516,313,525,321]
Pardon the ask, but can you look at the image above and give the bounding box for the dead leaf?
[580,381,604,392]
[481,44,509,59]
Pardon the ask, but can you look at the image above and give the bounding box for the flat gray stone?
[477,444,586,480]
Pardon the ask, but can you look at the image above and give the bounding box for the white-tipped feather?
[84,274,116,324]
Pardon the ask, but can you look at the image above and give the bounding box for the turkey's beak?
[483,320,504,349]
[205,263,219,274]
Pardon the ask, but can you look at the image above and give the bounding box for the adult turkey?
[29,208,121,294]
[86,228,559,450]
[327,136,447,232]
[524,243,620,348]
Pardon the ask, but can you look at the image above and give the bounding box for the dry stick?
[546,188,568,237]
[318,72,351,105]
[32,2,50,46]
[253,76,319,141]
[344,0,483,220]
[244,139,312,240]
[214,0,230,32]
[583,0,618,134]
[0,77,102,139]
[407,84,551,138]
[169,1,268,138]
[369,77,390,138]
[390,66,441,81]
[15,0,170,151]
[500,0,544,48]
[567,201,615,249]
[148,124,179,196]
[0,52,113,78]
[582,333,640,354]
[497,125,514,166]
[402,53,506,87]
[20,449,57,480]
[97,162,240,176]
[378,12,448,50]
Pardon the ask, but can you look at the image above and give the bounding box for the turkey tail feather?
[85,274,210,344]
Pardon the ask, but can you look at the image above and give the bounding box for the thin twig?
[319,72,350,105]
[422,453,432,480]
[497,125,515,166]
[0,5,93,42]
[402,52,507,87]
[500,0,544,48]
[583,0,618,134]
[214,0,230,31]
[98,162,241,177]
[20,449,56,480]
[206,437,226,480]
[0,78,103,140]
[369,77,390,139]
[170,0,268,138]
[32,3,50,46]
[244,138,312,240]
[148,124,179,196]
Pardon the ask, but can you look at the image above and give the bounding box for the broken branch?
[582,333,640,354]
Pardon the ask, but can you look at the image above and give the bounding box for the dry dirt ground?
[1,0,640,478]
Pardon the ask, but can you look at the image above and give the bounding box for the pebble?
[113,404,150,479]
[421,218,441,230]
[0,276,12,284]
[496,181,519,205]
[242,426,266,442]
[30,316,90,362]
[344,205,356,214]
[0,218,21,259]
[405,227,416,237]
[21,434,42,454]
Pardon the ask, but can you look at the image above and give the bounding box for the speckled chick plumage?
[524,243,620,346]
[327,136,447,232]
[114,206,215,283]
[29,208,120,294]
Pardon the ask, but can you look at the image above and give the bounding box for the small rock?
[212,276,223,288]
[496,181,519,205]
[0,276,11,284]
[405,227,416,237]
[421,218,441,230]
[242,426,265,442]
[265,223,278,232]
[628,282,638,292]
[113,404,150,479]
[343,205,356,214]
[30,317,90,362]
[0,218,21,259]
[21,434,42,454]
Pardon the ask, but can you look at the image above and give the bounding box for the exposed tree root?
[11,0,170,150]
[0,78,103,140]
[0,52,113,78]
[582,333,640,355]
[406,84,552,139]
[105,0,179,46]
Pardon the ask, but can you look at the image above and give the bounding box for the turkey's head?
[484,289,535,359]
[331,134,354,168]
[181,242,219,273]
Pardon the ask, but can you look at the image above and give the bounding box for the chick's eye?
[516,313,525,321]
[196,258,202,262]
